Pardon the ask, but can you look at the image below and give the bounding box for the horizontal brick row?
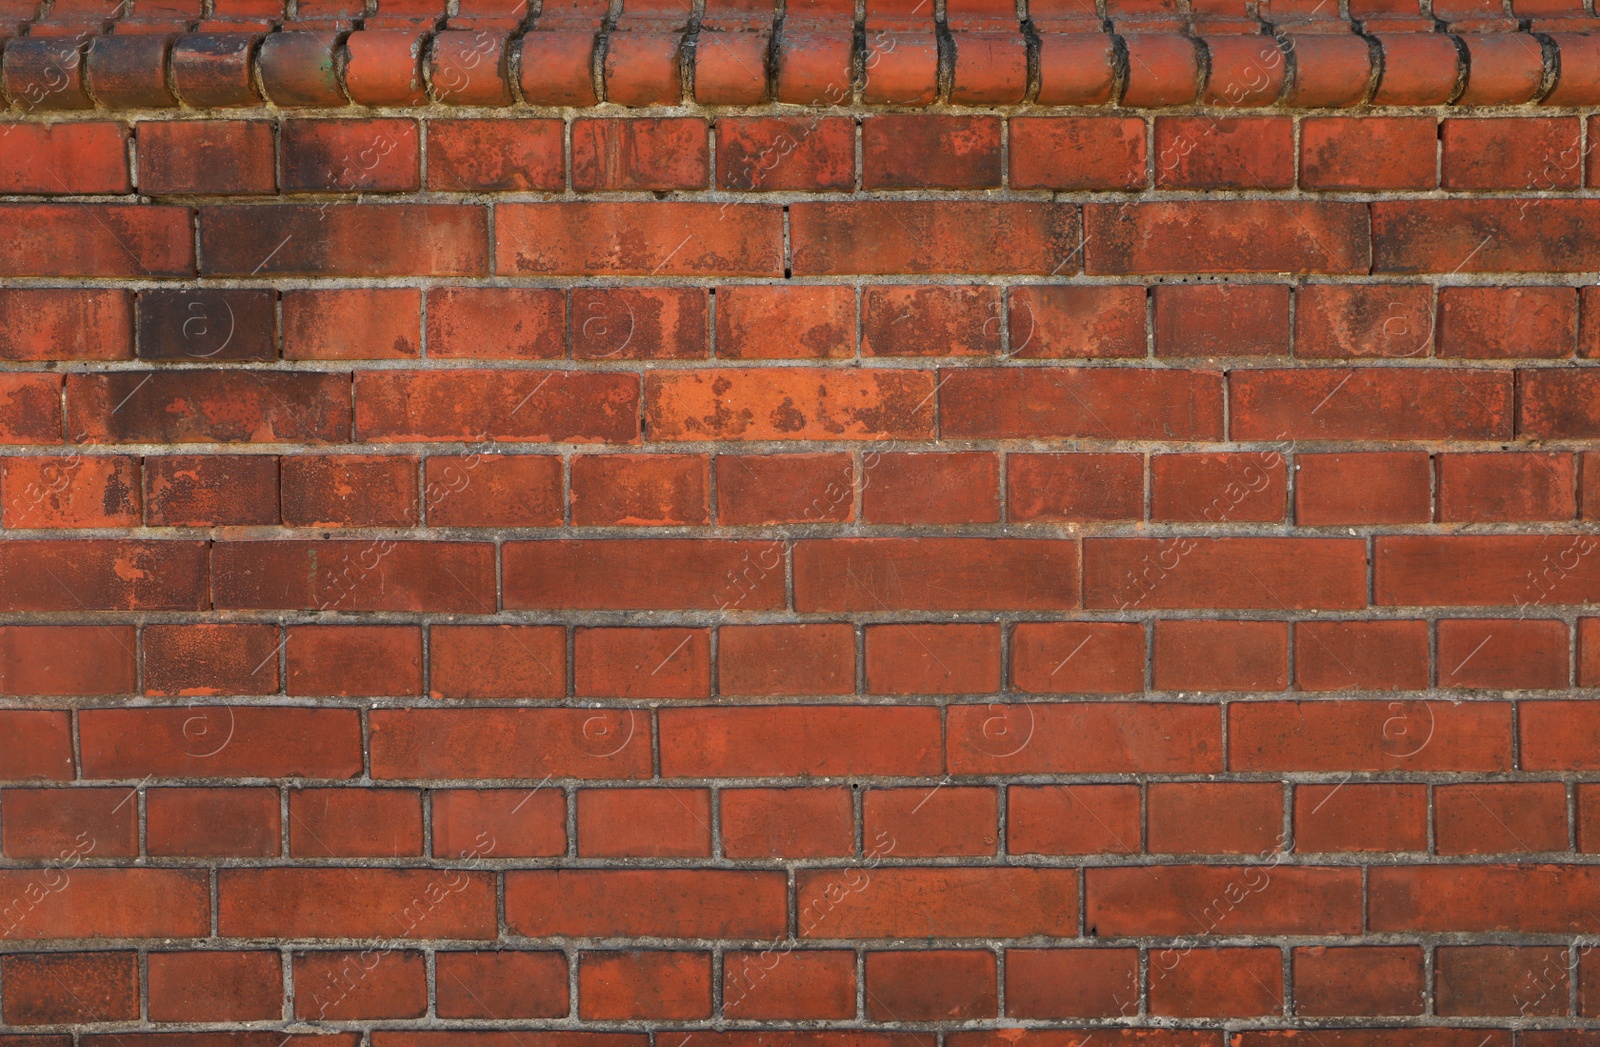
[6,698,1600,779]
[2,777,1595,858]
[7,18,1600,112]
[5,368,1600,445]
[3,450,1597,529]
[1,942,1597,1023]
[12,115,1600,196]
[0,616,1596,697]
[0,535,1596,610]
[12,283,1600,363]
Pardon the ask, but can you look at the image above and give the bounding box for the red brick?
[1379,534,1600,608]
[1437,781,1568,856]
[796,537,1077,612]
[1439,618,1569,690]
[137,120,274,194]
[1149,947,1281,1018]
[647,367,934,441]
[1009,116,1146,190]
[0,122,129,194]
[572,454,709,526]
[1231,700,1513,772]
[1586,617,1600,686]
[1154,116,1293,189]
[514,538,774,612]
[1005,948,1140,1019]
[1370,865,1600,933]
[1441,453,1576,522]
[369,708,653,780]
[1086,201,1369,274]
[716,116,855,191]
[0,869,208,939]
[574,628,710,699]
[1437,285,1576,359]
[1,788,136,859]
[1444,116,1582,190]
[507,870,786,939]
[280,118,420,191]
[1294,783,1428,853]
[718,623,855,696]
[1437,946,1571,1016]
[863,452,998,524]
[435,951,568,1019]
[1301,116,1437,190]
[213,540,495,613]
[863,787,997,857]
[1232,369,1513,441]
[1010,621,1145,694]
[432,789,566,859]
[290,788,423,859]
[0,288,132,360]
[578,788,712,858]
[147,951,282,1022]
[143,455,280,526]
[724,950,855,1020]
[1151,452,1285,524]
[720,788,854,859]
[863,115,1001,188]
[281,455,419,528]
[861,285,1001,357]
[70,371,351,444]
[661,705,940,778]
[426,287,564,360]
[426,119,565,191]
[865,950,997,1020]
[798,868,1077,938]
[1521,369,1600,438]
[1,204,191,277]
[1373,199,1600,273]
[219,868,496,938]
[0,625,134,696]
[286,625,422,698]
[282,289,421,360]
[1294,284,1435,359]
[355,371,640,444]
[80,706,363,779]
[1148,782,1282,855]
[1295,452,1431,525]
[949,702,1221,775]
[293,950,426,1020]
[1007,453,1142,523]
[716,453,855,525]
[580,951,711,1020]
[0,374,62,444]
[1153,620,1287,692]
[423,455,562,529]
[497,202,782,275]
[147,787,281,857]
[1293,946,1425,1016]
[865,623,1000,696]
[1,952,138,1025]
[135,287,275,362]
[1086,536,1365,611]
[1524,702,1600,771]
[142,623,279,698]
[1008,785,1141,856]
[572,286,708,360]
[1092,865,1357,937]
[1007,284,1146,359]
[0,710,74,781]
[200,204,485,276]
[716,285,854,360]
[0,540,207,611]
[792,201,1077,275]
[573,118,709,191]
[1154,283,1289,357]
[940,367,1223,441]
[1295,620,1430,692]
[429,625,564,700]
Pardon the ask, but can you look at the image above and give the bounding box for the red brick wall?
[2,2,1600,1041]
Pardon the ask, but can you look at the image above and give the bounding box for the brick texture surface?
[0,10,1599,1038]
